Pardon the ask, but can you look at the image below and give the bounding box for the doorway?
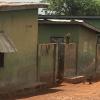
[50,37,65,83]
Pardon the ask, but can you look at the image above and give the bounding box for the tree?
[41,0,100,16]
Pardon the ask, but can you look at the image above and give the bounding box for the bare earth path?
[16,82,100,100]
[1,82,100,100]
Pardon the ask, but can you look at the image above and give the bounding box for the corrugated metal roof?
[39,19,100,33]
[0,32,17,53]
[0,2,48,11]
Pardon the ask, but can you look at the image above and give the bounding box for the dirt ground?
[1,81,100,100]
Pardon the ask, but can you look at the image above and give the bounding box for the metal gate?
[96,44,100,73]
[38,43,58,85]
[64,43,77,77]
[38,43,77,85]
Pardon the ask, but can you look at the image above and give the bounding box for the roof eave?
[39,20,100,33]
[0,3,49,11]
[39,15,100,19]
[82,22,100,33]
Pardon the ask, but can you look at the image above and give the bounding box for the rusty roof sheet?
[0,32,17,53]
[0,2,48,11]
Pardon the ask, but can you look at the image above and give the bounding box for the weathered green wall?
[78,26,97,75]
[38,24,80,44]
[0,9,38,90]
[39,23,97,77]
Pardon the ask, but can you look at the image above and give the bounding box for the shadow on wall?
[0,86,64,100]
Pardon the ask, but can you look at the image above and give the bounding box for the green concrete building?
[38,19,100,79]
[0,2,47,92]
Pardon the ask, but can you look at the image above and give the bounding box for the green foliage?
[41,0,100,16]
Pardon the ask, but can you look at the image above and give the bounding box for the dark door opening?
[50,37,65,83]
[0,53,4,68]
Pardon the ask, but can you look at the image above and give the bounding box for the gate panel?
[38,43,57,85]
[96,44,100,73]
[64,43,77,77]
[56,43,65,82]
[78,47,96,76]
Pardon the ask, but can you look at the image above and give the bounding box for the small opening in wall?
[0,53,4,68]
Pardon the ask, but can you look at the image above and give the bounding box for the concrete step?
[64,76,86,84]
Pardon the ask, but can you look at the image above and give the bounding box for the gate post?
[53,43,57,84]
[75,43,78,75]
[95,44,97,72]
